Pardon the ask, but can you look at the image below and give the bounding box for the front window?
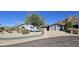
[30,26,34,29]
[73,25,78,28]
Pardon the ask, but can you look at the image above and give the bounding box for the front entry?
[47,26,49,31]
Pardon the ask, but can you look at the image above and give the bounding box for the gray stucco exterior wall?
[49,25,61,31]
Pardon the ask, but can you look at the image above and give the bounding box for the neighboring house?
[19,24,40,32]
[40,16,79,31]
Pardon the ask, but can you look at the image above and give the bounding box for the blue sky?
[0,11,79,27]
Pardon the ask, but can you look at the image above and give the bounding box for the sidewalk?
[0,32,42,46]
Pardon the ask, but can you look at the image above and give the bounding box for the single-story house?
[49,24,64,31]
[41,23,65,31]
[50,16,79,31]
[41,16,79,32]
[19,24,40,32]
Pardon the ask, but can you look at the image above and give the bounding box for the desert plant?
[0,27,5,31]
[64,29,71,33]
[0,29,3,33]
[71,29,79,34]
[67,28,79,34]
[73,30,78,34]
[20,28,29,34]
[5,28,13,33]
[0,27,5,34]
[65,21,73,30]
[11,27,16,31]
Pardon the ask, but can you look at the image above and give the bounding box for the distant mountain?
[55,16,79,25]
[64,16,79,25]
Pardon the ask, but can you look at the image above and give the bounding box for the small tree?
[25,13,45,28]
[65,21,73,30]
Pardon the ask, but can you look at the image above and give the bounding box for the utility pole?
[15,17,19,33]
[0,24,1,27]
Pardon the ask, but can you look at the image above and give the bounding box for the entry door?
[47,26,49,31]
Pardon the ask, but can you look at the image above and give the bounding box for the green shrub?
[65,22,73,30]
[20,28,29,34]
[0,27,5,31]
[64,29,71,33]
[66,28,79,34]
[0,29,2,33]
